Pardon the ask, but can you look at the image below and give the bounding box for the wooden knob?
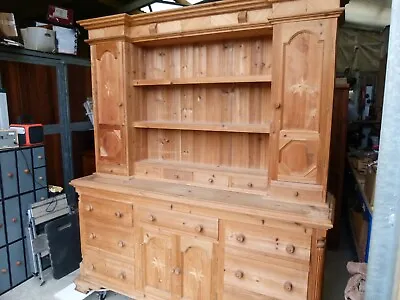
[236,234,245,243]
[89,233,96,240]
[195,225,203,233]
[317,238,326,249]
[148,215,156,222]
[286,244,295,254]
[16,261,22,267]
[275,103,281,109]
[294,191,299,197]
[118,241,125,248]
[89,264,95,271]
[24,169,30,174]
[119,272,126,280]
[86,205,93,212]
[7,172,13,178]
[284,281,293,292]
[174,174,180,179]
[1,268,7,274]
[208,178,214,183]
[38,155,43,160]
[115,211,122,218]
[173,267,181,275]
[247,182,253,188]
[12,217,17,223]
[235,270,244,279]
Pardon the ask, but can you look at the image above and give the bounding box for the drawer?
[83,220,134,258]
[5,198,22,243]
[193,171,229,188]
[224,285,274,300]
[21,193,35,229]
[268,181,323,203]
[0,247,10,294]
[34,167,47,190]
[82,249,134,296]
[135,164,161,179]
[137,207,218,240]
[163,168,193,182]
[9,240,26,286]
[224,254,308,300]
[36,188,48,202]
[0,151,18,198]
[230,175,267,191]
[80,196,133,227]
[17,149,34,194]
[0,203,5,247]
[225,222,311,262]
[33,147,46,168]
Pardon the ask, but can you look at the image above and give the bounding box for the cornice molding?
[269,8,345,24]
[78,14,130,30]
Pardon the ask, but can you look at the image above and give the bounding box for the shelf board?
[132,75,272,86]
[136,159,268,177]
[133,121,270,133]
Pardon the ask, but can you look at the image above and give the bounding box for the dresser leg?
[308,229,327,300]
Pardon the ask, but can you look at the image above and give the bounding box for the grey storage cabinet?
[0,145,49,295]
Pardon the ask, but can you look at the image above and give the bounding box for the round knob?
[173,267,181,275]
[284,281,293,292]
[208,178,214,183]
[118,241,125,248]
[236,234,245,243]
[38,176,43,181]
[148,215,156,222]
[7,172,13,178]
[119,272,126,280]
[89,264,95,271]
[86,205,93,212]
[235,270,244,279]
[38,155,43,160]
[317,238,326,248]
[24,169,30,174]
[294,191,299,197]
[275,103,281,109]
[16,261,22,267]
[89,233,96,240]
[174,174,180,179]
[195,225,203,233]
[1,268,7,274]
[115,211,122,218]
[0,224,3,229]
[247,182,253,188]
[118,103,123,107]
[12,217,17,223]
[286,244,295,254]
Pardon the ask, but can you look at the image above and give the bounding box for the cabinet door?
[179,236,216,300]
[17,149,34,194]
[0,151,18,198]
[138,226,176,300]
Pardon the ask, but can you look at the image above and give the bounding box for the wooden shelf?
[133,121,270,133]
[132,75,272,86]
[136,159,268,176]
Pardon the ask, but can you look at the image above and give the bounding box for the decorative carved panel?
[98,125,126,165]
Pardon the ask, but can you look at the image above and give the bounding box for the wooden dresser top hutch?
[73,1,343,299]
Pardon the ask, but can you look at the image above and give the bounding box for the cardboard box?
[365,165,377,207]
[21,27,56,53]
[0,13,18,37]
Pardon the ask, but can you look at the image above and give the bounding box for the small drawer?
[36,188,48,202]
[135,164,162,179]
[17,149,34,194]
[163,168,193,182]
[193,172,229,187]
[268,181,323,203]
[33,147,46,168]
[137,207,218,240]
[83,221,134,259]
[5,198,22,243]
[9,240,26,286]
[0,247,10,294]
[34,167,47,190]
[225,222,311,262]
[82,249,134,296]
[224,254,308,300]
[0,151,18,198]
[0,204,5,247]
[230,175,267,191]
[80,196,133,227]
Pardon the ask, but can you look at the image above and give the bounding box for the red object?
[47,5,74,26]
[10,124,44,146]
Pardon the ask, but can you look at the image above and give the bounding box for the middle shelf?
[133,121,271,133]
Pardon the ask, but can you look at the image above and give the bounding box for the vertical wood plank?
[308,229,327,300]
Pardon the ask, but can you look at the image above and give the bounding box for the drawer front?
[36,188,48,202]
[135,164,161,179]
[20,193,35,230]
[9,240,26,286]
[82,249,134,295]
[268,181,323,203]
[225,222,311,262]
[34,167,47,190]
[0,151,18,198]
[224,254,308,300]
[0,247,10,294]
[0,203,5,247]
[163,168,193,182]
[83,221,134,258]
[17,149,34,194]
[5,198,22,243]
[193,171,229,188]
[230,175,267,191]
[80,197,133,227]
[32,147,46,168]
[137,207,218,240]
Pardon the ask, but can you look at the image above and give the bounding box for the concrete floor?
[1,227,356,300]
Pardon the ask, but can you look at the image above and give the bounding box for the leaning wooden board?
[72,1,343,299]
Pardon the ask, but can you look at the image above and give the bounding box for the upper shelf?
[132,75,272,86]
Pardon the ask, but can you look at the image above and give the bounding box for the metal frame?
[0,45,92,206]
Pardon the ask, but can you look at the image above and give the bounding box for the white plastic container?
[21,27,56,53]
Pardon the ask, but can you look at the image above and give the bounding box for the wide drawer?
[82,249,134,296]
[80,196,133,227]
[224,254,308,300]
[83,220,134,259]
[225,221,311,262]
[137,207,218,240]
